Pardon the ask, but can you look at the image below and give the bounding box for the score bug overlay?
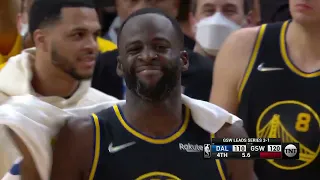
[204,138,300,160]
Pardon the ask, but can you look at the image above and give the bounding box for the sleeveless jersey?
[238,21,320,180]
[89,104,227,180]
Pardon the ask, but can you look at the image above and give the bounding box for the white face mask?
[19,23,29,37]
[195,12,241,56]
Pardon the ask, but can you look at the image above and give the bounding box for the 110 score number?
[233,145,247,152]
[233,145,251,158]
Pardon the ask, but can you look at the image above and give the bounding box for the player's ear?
[116,56,124,77]
[180,50,189,72]
[33,29,49,51]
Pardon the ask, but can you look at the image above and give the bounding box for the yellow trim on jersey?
[211,133,215,139]
[211,133,227,180]
[215,159,227,180]
[238,24,267,102]
[89,113,101,180]
[113,105,190,144]
[0,35,22,70]
[97,37,117,53]
[280,21,320,77]
[136,171,181,180]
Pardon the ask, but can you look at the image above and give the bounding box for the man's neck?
[288,21,320,62]
[31,54,79,98]
[123,87,182,137]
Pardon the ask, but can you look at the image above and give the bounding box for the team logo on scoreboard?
[203,144,211,159]
[136,171,180,180]
[256,100,320,170]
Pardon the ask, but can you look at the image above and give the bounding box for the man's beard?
[123,61,180,102]
[51,48,92,80]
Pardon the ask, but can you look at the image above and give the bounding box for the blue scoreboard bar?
[211,145,233,152]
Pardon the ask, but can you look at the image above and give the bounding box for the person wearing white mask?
[190,0,260,59]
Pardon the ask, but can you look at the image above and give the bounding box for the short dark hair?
[118,8,184,49]
[191,0,252,15]
[28,0,95,35]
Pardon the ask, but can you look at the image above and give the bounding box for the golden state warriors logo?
[136,172,180,180]
[257,100,320,170]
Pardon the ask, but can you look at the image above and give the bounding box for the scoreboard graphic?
[204,138,300,160]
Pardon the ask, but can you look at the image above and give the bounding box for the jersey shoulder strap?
[237,21,288,128]
[89,107,116,180]
[254,20,289,67]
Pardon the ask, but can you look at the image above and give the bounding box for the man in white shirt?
[0,0,117,178]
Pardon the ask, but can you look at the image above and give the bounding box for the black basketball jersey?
[238,21,320,180]
[88,104,227,180]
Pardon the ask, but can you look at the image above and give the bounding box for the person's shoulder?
[212,25,264,92]
[229,26,261,42]
[51,115,94,178]
[67,116,93,130]
[218,25,262,54]
[60,116,94,142]
[63,108,115,137]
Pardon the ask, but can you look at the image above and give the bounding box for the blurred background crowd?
[0,0,291,102]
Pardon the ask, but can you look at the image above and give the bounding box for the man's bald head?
[118,8,184,50]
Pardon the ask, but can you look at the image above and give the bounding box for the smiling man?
[49,8,256,180]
